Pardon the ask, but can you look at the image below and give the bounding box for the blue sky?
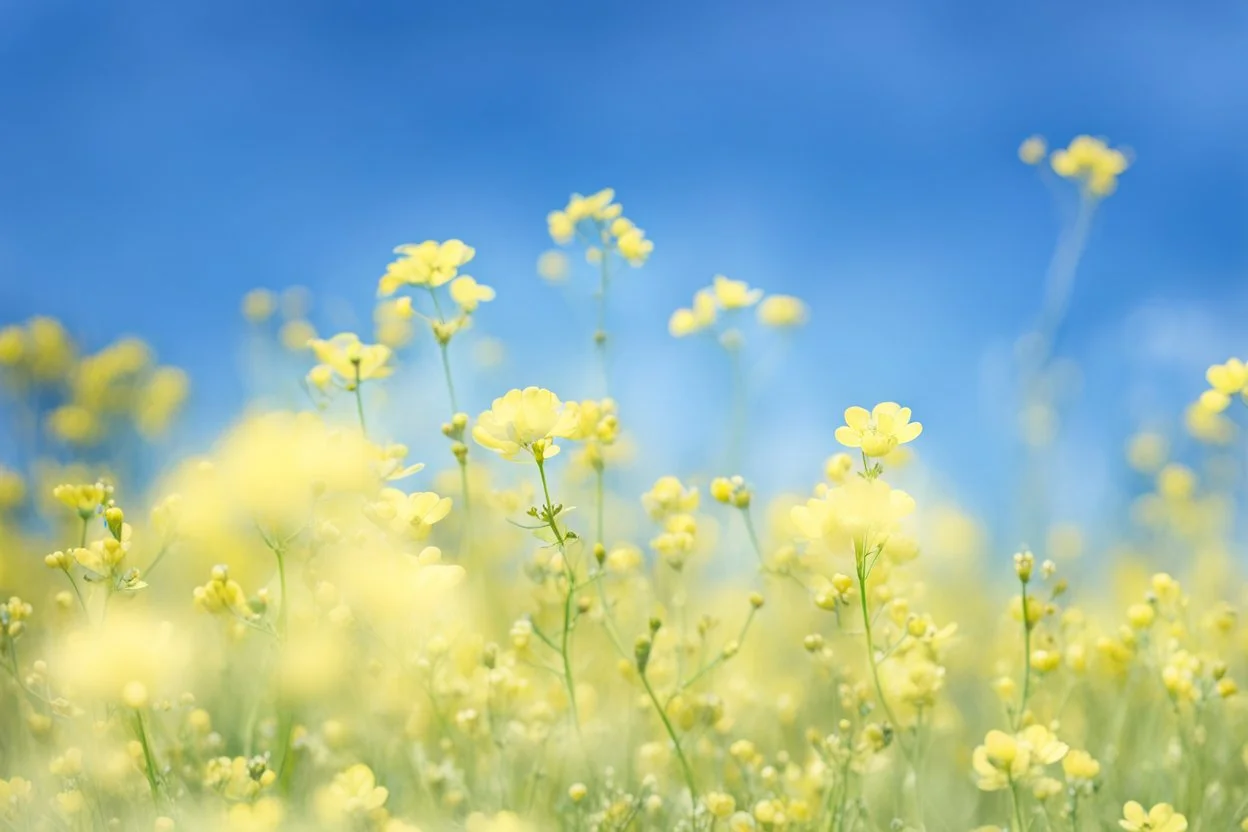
[1,0,1245,537]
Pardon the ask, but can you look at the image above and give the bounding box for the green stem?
[639,668,698,806]
[595,244,611,395]
[741,507,766,567]
[79,515,88,548]
[855,543,910,760]
[535,456,579,734]
[1008,777,1026,832]
[60,568,89,618]
[1015,579,1032,730]
[438,343,459,413]
[133,710,161,805]
[352,364,367,438]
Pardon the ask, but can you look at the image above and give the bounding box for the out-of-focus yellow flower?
[835,402,922,458]
[1119,801,1186,832]
[279,319,317,352]
[1206,358,1248,395]
[1184,399,1234,445]
[791,476,915,556]
[615,224,654,266]
[669,289,718,337]
[1126,431,1167,473]
[1018,135,1047,165]
[0,326,27,367]
[1050,135,1129,196]
[25,316,77,381]
[315,764,389,823]
[380,239,476,294]
[537,250,569,282]
[642,476,699,519]
[367,488,452,539]
[450,276,496,313]
[757,295,808,327]
[46,405,101,445]
[1062,748,1100,782]
[241,289,278,323]
[136,367,190,437]
[308,333,393,387]
[472,387,577,461]
[712,275,763,310]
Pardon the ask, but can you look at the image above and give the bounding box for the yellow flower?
[615,225,654,266]
[757,295,808,327]
[1206,358,1248,396]
[1062,749,1100,781]
[368,489,453,539]
[449,276,496,313]
[472,387,577,461]
[279,319,317,351]
[47,405,101,445]
[642,476,699,519]
[547,210,575,244]
[791,476,915,555]
[241,289,277,323]
[0,326,25,366]
[1119,801,1187,832]
[53,482,107,516]
[315,764,389,822]
[712,275,763,310]
[835,402,923,457]
[308,333,393,385]
[537,250,569,282]
[1050,135,1129,196]
[1019,135,1047,165]
[972,730,1027,791]
[379,239,475,294]
[669,289,718,337]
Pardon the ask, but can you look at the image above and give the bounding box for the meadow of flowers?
[1,135,1246,832]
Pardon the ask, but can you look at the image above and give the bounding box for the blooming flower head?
[791,476,915,556]
[450,276,496,313]
[1119,802,1187,832]
[308,333,393,387]
[757,295,808,328]
[1200,358,1248,412]
[367,488,453,539]
[472,387,577,461]
[315,764,389,822]
[642,476,699,519]
[1050,135,1129,196]
[379,239,475,295]
[971,726,1067,792]
[835,403,922,458]
[712,275,763,310]
[669,289,718,337]
[613,221,654,266]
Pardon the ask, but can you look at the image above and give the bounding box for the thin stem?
[854,542,910,761]
[595,244,611,395]
[639,668,698,806]
[79,515,89,548]
[741,507,766,567]
[726,345,746,473]
[1008,777,1026,832]
[352,364,367,438]
[1014,579,1032,730]
[60,568,89,618]
[133,709,161,805]
[438,343,459,413]
[535,456,580,734]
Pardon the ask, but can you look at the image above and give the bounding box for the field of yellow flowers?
[1,136,1245,832]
